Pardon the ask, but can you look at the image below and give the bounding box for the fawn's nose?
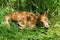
[45,25,49,29]
[44,24,49,29]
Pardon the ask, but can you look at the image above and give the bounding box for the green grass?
[0,0,59,39]
[0,9,60,40]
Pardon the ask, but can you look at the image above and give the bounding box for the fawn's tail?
[5,16,11,28]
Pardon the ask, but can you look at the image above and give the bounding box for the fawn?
[5,10,49,29]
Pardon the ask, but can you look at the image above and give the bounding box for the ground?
[0,10,60,40]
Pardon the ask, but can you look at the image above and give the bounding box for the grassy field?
[0,0,60,40]
[0,8,60,40]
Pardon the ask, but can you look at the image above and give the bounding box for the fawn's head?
[40,10,49,29]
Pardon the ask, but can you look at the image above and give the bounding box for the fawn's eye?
[41,22,43,24]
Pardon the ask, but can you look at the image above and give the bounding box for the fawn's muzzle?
[44,22,49,29]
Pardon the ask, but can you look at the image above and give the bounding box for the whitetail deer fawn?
[5,10,49,29]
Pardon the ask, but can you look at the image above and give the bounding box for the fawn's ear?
[43,9,49,16]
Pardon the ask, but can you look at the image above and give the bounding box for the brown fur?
[5,11,49,29]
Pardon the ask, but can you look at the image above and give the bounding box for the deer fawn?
[5,10,49,29]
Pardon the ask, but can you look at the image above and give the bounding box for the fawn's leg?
[5,16,11,28]
[30,24,36,29]
[18,22,26,29]
[28,22,36,29]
